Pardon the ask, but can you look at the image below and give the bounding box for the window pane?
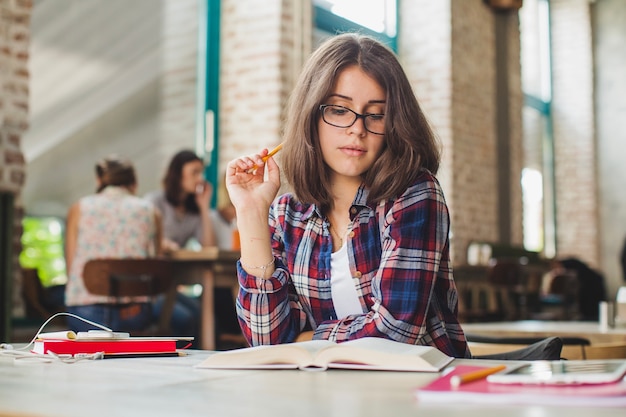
[520,0,551,101]
[522,107,547,252]
[313,0,396,37]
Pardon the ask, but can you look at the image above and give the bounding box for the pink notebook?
[415,365,626,407]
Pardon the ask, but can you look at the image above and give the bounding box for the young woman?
[144,150,218,339]
[226,34,469,358]
[145,150,216,252]
[65,156,162,331]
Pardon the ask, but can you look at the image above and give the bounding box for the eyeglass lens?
[321,105,385,135]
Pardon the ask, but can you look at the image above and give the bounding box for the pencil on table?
[449,365,507,388]
[246,143,283,173]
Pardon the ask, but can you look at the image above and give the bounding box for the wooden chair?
[82,258,176,335]
[582,342,626,360]
[21,267,55,319]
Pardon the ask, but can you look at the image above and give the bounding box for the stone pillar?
[0,0,33,323]
[400,0,523,264]
[550,0,598,266]
[219,0,311,172]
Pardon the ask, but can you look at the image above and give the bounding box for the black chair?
[467,334,590,360]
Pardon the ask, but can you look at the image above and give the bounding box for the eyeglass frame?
[319,104,385,135]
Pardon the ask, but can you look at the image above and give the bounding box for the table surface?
[462,320,626,343]
[166,248,240,350]
[1,349,625,417]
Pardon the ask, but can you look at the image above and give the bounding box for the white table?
[1,350,624,417]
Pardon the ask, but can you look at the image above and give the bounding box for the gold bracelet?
[239,257,275,278]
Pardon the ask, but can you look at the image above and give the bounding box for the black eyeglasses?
[319,104,385,135]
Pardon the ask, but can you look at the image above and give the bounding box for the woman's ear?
[95,176,104,192]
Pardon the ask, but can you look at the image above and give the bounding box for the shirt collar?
[101,185,132,196]
[299,183,373,222]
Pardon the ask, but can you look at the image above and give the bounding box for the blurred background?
[1,0,625,329]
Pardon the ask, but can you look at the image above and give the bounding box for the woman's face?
[318,65,386,182]
[180,160,205,194]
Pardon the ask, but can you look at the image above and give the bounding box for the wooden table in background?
[168,248,240,350]
[462,320,626,344]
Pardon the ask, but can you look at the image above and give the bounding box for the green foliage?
[19,217,67,287]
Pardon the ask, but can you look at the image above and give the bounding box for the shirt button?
[348,231,355,238]
[350,207,357,214]
[354,271,362,278]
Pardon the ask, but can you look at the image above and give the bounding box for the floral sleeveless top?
[65,186,158,306]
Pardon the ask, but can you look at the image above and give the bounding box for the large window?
[313,0,397,50]
[520,0,555,257]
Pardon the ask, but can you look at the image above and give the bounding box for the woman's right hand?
[225,148,281,211]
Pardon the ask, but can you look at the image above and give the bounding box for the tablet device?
[487,360,626,385]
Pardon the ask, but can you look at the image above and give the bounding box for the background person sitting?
[145,150,216,340]
[541,257,607,321]
[64,156,162,332]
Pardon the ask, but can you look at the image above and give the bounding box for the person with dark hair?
[226,34,469,358]
[64,156,162,331]
[559,257,607,321]
[145,150,217,340]
[145,150,216,252]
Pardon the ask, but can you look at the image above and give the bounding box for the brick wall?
[505,10,524,247]
[450,0,500,262]
[399,0,456,255]
[0,0,32,315]
[219,0,284,170]
[401,0,523,264]
[550,0,599,266]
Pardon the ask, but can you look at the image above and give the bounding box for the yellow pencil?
[450,365,507,388]
[246,143,283,173]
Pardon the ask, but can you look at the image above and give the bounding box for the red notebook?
[33,338,178,355]
[415,365,626,407]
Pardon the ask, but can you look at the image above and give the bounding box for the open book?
[196,337,453,372]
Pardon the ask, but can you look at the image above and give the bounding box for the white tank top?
[330,241,362,318]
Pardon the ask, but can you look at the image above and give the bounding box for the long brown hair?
[163,150,202,214]
[281,33,440,213]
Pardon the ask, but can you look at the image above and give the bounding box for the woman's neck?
[329,175,361,212]
[326,176,361,248]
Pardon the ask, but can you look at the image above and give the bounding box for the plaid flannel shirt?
[236,170,470,358]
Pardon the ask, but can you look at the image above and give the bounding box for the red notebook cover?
[415,365,626,407]
[32,338,178,355]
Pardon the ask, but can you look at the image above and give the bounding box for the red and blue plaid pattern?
[236,171,470,358]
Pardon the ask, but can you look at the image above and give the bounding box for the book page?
[196,340,336,370]
[313,337,453,372]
